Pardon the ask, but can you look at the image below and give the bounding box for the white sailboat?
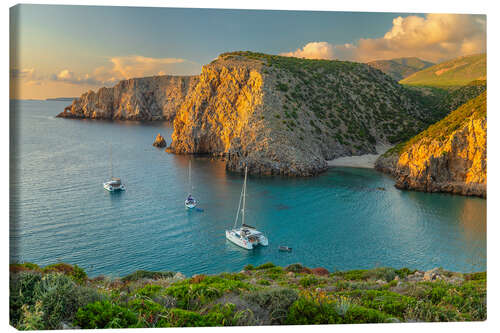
[185,160,198,209]
[225,166,268,249]
[103,144,125,192]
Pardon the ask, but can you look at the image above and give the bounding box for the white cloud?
[280,42,335,60]
[281,14,486,63]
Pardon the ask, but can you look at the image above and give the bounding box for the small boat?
[279,246,292,252]
[225,166,268,250]
[185,160,197,209]
[103,144,125,192]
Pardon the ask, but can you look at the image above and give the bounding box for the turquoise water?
[10,100,487,277]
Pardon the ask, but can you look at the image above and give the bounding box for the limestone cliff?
[168,51,429,176]
[57,75,198,121]
[376,92,486,197]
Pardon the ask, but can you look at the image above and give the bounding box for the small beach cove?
[327,144,393,169]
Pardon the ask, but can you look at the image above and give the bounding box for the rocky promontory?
[376,92,486,197]
[57,75,198,121]
[168,51,429,176]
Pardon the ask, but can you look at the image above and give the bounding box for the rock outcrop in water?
[168,51,430,176]
[153,133,167,148]
[57,75,198,120]
[376,92,486,197]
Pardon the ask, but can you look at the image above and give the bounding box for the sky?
[10,4,486,99]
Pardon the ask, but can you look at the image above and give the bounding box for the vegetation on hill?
[367,57,434,81]
[383,91,486,157]
[10,262,486,329]
[400,54,486,88]
[219,51,431,146]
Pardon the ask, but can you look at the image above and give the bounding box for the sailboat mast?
[188,160,191,195]
[241,166,247,226]
[109,144,113,178]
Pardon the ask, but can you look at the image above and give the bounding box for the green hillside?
[387,91,486,156]
[367,57,434,81]
[400,54,486,88]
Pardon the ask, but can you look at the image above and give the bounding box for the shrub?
[286,294,391,325]
[18,301,45,330]
[74,300,139,328]
[10,271,42,326]
[256,262,275,270]
[135,284,163,298]
[10,262,41,273]
[286,263,306,273]
[165,276,251,310]
[43,263,88,284]
[245,288,298,324]
[258,279,271,286]
[33,273,101,329]
[10,272,100,329]
[121,270,175,282]
[299,276,319,288]
[128,298,167,327]
[244,264,255,271]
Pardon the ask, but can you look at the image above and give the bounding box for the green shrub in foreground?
[74,300,139,329]
[285,294,391,324]
[10,272,101,329]
[165,276,251,310]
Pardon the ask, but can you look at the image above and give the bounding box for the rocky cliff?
[57,75,198,120]
[376,92,486,197]
[168,51,430,176]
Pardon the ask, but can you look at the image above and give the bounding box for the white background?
[2,0,498,332]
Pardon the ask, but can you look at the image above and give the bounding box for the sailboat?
[225,166,268,249]
[185,160,198,209]
[103,144,125,192]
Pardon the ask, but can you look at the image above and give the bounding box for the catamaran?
[103,144,125,192]
[225,166,268,249]
[185,160,198,209]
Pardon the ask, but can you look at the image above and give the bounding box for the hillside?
[367,57,434,81]
[376,92,486,197]
[58,75,198,121]
[400,54,486,88]
[10,262,486,329]
[168,51,430,176]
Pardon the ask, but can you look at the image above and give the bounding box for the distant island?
[46,97,77,101]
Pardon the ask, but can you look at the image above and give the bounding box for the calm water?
[10,100,487,277]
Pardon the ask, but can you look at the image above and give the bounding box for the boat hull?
[103,183,126,192]
[185,200,197,209]
[225,230,253,250]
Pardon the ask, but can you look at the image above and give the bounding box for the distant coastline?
[46,97,76,101]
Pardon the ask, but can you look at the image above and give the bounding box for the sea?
[9,100,487,277]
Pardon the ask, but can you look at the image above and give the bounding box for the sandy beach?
[327,144,393,169]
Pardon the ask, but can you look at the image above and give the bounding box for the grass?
[9,262,486,328]
[400,54,486,88]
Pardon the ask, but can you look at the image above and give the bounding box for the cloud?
[37,55,201,87]
[280,42,335,60]
[281,14,486,63]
